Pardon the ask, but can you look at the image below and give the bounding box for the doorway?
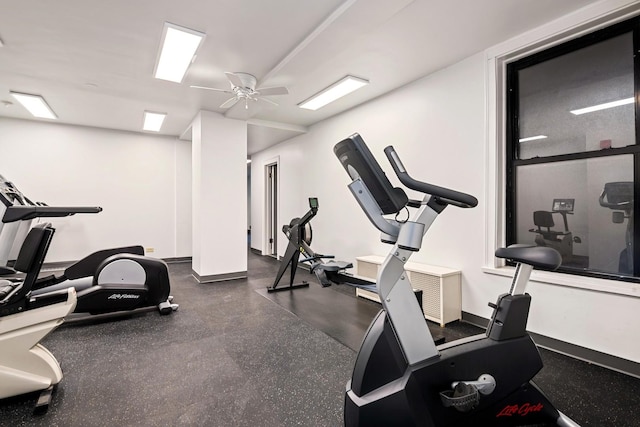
[265,162,278,258]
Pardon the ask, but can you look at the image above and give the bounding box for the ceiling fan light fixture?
[298,75,368,110]
[10,92,57,119]
[154,23,205,83]
[143,111,166,132]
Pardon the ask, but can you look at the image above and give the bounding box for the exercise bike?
[0,224,76,413]
[599,182,633,275]
[334,133,579,426]
[529,199,581,264]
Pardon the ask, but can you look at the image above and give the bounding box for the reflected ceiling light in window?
[298,76,369,110]
[519,135,547,142]
[143,111,166,132]
[154,23,205,83]
[570,97,634,115]
[10,92,57,119]
[246,159,251,164]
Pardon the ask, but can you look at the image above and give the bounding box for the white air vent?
[355,255,461,327]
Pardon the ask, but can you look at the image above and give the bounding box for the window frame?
[505,16,640,283]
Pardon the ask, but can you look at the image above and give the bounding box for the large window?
[506,17,639,281]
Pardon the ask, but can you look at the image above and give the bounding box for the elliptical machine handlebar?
[3,206,103,223]
[383,146,478,209]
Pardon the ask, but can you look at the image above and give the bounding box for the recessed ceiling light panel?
[154,23,205,83]
[10,92,57,119]
[143,111,166,132]
[519,135,548,142]
[570,97,634,115]
[299,75,369,110]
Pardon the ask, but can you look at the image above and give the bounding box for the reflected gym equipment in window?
[506,16,639,281]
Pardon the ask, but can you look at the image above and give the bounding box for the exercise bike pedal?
[439,382,480,413]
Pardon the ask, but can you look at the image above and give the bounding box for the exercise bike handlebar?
[383,146,478,209]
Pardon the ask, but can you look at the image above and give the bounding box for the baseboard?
[163,256,191,264]
[39,255,192,271]
[461,311,490,329]
[529,332,640,379]
[461,311,639,379]
[191,269,247,283]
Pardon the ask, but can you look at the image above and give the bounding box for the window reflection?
[515,156,633,275]
[517,32,634,160]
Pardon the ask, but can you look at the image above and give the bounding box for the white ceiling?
[0,0,603,154]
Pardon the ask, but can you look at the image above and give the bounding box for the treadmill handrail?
[383,146,478,209]
[3,206,103,223]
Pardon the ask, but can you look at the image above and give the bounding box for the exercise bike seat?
[530,211,569,238]
[495,244,562,270]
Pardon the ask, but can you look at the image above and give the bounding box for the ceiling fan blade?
[256,86,289,96]
[225,72,244,88]
[258,97,279,107]
[219,97,239,109]
[190,85,233,94]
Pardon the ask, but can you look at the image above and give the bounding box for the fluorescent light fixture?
[519,135,547,142]
[570,97,634,115]
[299,75,369,110]
[10,92,57,119]
[143,111,166,132]
[154,23,205,83]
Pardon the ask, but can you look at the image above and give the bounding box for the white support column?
[191,110,248,283]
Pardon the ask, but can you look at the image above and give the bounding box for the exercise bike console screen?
[552,198,574,212]
[334,133,408,215]
[309,197,318,209]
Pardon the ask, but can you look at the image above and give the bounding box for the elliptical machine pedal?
[34,384,56,415]
[158,299,179,315]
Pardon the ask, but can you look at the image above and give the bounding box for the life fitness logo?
[497,403,544,417]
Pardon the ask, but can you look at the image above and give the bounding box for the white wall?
[251,52,487,310]
[250,5,640,364]
[175,139,192,257]
[0,117,191,261]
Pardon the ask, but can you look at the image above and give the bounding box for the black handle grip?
[598,190,632,210]
[3,206,103,222]
[383,146,478,209]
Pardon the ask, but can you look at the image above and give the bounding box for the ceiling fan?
[190,72,289,109]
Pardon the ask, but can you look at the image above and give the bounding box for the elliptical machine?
[0,177,178,318]
[334,134,579,426]
[0,224,76,413]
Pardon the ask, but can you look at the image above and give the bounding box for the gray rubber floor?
[1,251,639,426]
